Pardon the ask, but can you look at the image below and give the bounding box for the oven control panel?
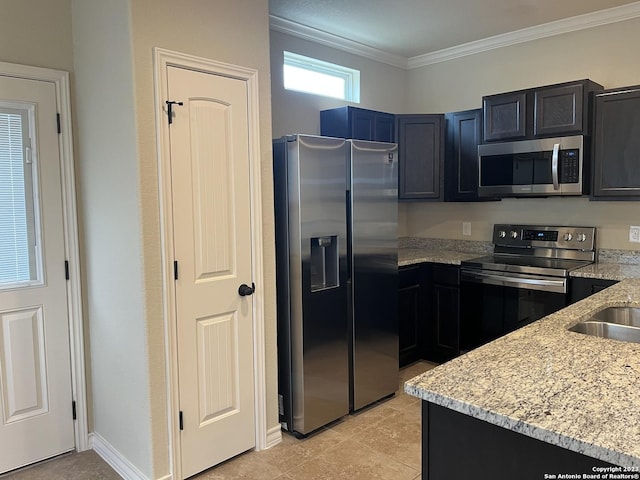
[493,224,595,250]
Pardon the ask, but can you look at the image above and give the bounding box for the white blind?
[0,109,30,284]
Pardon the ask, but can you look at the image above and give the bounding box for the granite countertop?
[398,247,481,267]
[405,279,640,467]
[571,262,640,281]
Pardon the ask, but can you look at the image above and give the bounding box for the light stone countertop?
[405,279,640,467]
[571,262,640,281]
[398,248,481,267]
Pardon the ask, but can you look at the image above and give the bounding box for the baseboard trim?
[265,425,283,449]
[91,432,167,480]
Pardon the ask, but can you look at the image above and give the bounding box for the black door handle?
[238,282,255,297]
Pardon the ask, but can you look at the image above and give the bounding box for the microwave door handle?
[552,143,560,190]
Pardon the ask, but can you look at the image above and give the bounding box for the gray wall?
[271,16,640,251]
[403,16,640,250]
[270,30,408,137]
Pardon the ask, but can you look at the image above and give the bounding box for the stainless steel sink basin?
[568,307,640,344]
[589,306,640,327]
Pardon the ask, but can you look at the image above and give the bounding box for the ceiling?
[269,0,640,65]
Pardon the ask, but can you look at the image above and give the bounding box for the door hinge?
[56,113,61,134]
[72,400,77,420]
[174,261,179,280]
[165,100,183,126]
[65,260,70,280]
[179,411,184,430]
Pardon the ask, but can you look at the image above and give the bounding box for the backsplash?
[400,237,640,266]
[399,237,492,254]
[598,249,640,265]
[400,198,640,251]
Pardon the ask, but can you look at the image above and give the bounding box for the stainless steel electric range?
[459,224,596,351]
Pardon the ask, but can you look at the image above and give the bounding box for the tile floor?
[1,361,435,480]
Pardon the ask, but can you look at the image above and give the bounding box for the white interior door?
[0,75,74,473]
[167,65,256,479]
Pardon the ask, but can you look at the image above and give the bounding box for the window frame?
[283,51,361,103]
[0,102,42,288]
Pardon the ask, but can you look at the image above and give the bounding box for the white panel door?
[0,76,74,473]
[167,65,255,479]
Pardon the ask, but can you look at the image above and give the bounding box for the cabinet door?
[570,278,617,303]
[592,87,640,198]
[397,114,444,200]
[534,83,583,137]
[426,264,460,362]
[431,284,460,361]
[398,266,422,367]
[351,108,376,140]
[445,109,483,201]
[483,92,527,141]
[374,113,395,143]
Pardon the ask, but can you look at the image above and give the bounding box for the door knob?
[238,282,255,297]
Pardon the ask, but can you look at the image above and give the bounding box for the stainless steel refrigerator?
[273,134,398,437]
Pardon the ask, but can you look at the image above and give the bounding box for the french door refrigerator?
[273,134,398,437]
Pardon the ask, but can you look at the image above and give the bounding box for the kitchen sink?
[568,307,640,344]
[589,306,640,327]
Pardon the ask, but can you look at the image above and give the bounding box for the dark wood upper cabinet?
[592,85,640,199]
[320,106,395,142]
[483,92,527,142]
[482,79,603,142]
[534,83,584,136]
[372,113,395,143]
[397,114,445,200]
[445,109,488,201]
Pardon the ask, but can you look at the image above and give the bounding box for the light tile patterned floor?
[1,361,435,480]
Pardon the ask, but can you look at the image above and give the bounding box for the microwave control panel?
[560,149,580,183]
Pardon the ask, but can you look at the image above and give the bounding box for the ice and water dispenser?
[310,236,339,292]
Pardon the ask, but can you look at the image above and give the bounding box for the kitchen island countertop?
[405,279,640,468]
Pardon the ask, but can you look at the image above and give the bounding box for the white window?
[0,105,39,286]
[283,51,360,103]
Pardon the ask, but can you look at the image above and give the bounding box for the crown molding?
[269,15,409,69]
[409,1,640,68]
[270,2,640,70]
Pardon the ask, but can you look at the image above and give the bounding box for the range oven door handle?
[461,270,567,294]
[552,143,560,190]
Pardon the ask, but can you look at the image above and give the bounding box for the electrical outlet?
[630,226,640,243]
[463,222,471,236]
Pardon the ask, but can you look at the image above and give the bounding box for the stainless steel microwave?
[477,135,586,197]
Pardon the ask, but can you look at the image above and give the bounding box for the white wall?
[270,30,408,137]
[73,0,276,477]
[129,0,276,476]
[71,0,154,476]
[402,17,640,250]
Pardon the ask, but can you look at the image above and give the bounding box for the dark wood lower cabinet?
[398,262,462,365]
[399,267,619,367]
[399,265,424,367]
[423,402,615,480]
[570,277,618,304]
[426,264,460,362]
